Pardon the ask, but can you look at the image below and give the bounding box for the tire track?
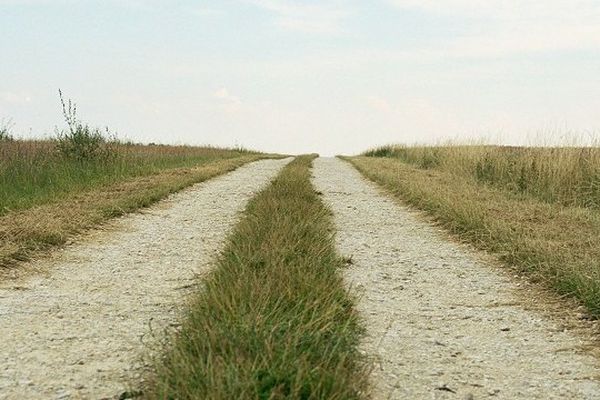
[0,158,291,400]
[312,157,600,399]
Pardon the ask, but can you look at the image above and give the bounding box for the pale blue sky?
[1,0,600,155]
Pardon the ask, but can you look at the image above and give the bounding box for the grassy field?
[147,155,368,400]
[0,137,267,270]
[0,96,271,269]
[0,139,255,215]
[364,145,600,209]
[349,145,600,317]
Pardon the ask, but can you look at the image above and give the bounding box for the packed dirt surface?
[0,158,290,400]
[312,157,600,400]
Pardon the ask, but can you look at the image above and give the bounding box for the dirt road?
[312,157,600,399]
[0,158,290,400]
[3,155,600,400]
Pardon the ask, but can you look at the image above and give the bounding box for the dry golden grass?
[348,155,600,317]
[364,145,600,208]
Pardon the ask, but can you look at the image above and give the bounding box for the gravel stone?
[0,158,290,400]
[312,157,600,400]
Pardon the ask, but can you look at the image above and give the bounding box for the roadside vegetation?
[1,92,256,215]
[0,139,255,215]
[350,144,600,317]
[0,95,266,270]
[364,144,600,209]
[147,156,368,400]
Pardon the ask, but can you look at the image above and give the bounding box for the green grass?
[348,154,600,317]
[0,140,255,215]
[147,155,368,400]
[0,155,265,270]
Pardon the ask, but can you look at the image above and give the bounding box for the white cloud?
[365,95,467,139]
[213,88,242,112]
[0,91,32,105]
[367,96,392,113]
[214,87,239,102]
[387,0,600,57]
[189,6,223,17]
[0,0,55,4]
[245,0,350,34]
[387,0,600,20]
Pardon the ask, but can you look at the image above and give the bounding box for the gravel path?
[312,157,600,400]
[0,158,290,400]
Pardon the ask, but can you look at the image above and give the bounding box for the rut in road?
[312,157,600,400]
[0,158,290,400]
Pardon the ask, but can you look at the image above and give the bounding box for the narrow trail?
[312,157,600,400]
[0,158,290,400]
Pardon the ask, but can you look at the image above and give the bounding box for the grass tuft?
[147,156,368,400]
[55,90,117,162]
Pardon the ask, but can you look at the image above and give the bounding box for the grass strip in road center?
[147,155,368,400]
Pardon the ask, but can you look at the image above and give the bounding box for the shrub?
[0,119,15,142]
[55,90,116,162]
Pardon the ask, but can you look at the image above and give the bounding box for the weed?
[0,119,14,142]
[55,90,116,162]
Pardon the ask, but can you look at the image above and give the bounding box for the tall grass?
[0,140,253,215]
[147,156,368,400]
[364,144,600,209]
